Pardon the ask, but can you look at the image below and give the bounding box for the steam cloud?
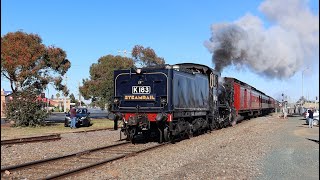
[204,0,319,79]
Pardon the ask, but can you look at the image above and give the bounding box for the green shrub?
[5,91,48,127]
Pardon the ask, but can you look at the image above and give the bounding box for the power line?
[118,49,131,57]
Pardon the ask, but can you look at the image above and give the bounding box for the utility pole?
[47,87,49,113]
[78,81,81,107]
[64,75,67,112]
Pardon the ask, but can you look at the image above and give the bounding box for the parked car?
[64,108,91,127]
[304,109,319,126]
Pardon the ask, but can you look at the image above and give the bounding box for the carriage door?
[248,90,251,109]
[259,96,262,108]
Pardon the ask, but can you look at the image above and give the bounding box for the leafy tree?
[132,45,165,67]
[80,55,134,108]
[56,93,60,99]
[5,90,48,127]
[69,93,83,106]
[297,96,307,104]
[1,31,71,126]
[69,93,76,103]
[1,31,70,96]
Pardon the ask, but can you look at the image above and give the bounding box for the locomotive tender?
[109,63,276,143]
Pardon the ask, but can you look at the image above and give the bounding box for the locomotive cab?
[216,81,235,127]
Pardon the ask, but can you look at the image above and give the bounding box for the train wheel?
[186,124,193,139]
[171,138,176,144]
[229,113,236,126]
[224,121,229,128]
[209,122,215,131]
[128,127,136,142]
[163,127,171,142]
[123,128,130,141]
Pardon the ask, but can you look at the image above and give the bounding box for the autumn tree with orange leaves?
[1,31,71,126]
[1,31,71,95]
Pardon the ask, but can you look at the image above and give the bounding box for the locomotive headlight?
[114,98,120,104]
[136,68,142,74]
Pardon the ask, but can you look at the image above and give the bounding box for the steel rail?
[1,127,118,145]
[1,141,167,179]
[1,134,61,145]
[72,127,116,133]
[46,143,166,179]
[0,141,130,172]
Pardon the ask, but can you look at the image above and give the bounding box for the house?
[49,98,71,112]
[1,89,13,118]
[1,89,5,118]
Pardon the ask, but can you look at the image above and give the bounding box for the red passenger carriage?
[223,77,276,121]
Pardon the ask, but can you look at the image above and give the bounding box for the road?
[257,115,319,180]
[45,108,109,123]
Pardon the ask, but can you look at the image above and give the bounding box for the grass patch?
[1,118,115,140]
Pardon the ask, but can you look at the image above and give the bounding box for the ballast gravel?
[1,114,318,179]
[77,116,281,180]
[1,129,122,167]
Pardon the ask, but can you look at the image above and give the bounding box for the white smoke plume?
[204,0,319,79]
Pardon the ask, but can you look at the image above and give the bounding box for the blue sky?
[1,0,319,103]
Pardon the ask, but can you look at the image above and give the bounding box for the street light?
[46,83,54,113]
[302,67,309,102]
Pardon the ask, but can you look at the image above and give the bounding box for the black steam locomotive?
[109,63,276,143]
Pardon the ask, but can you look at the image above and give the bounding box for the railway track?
[1,141,166,179]
[1,128,116,145]
[72,127,116,133]
[1,134,61,145]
